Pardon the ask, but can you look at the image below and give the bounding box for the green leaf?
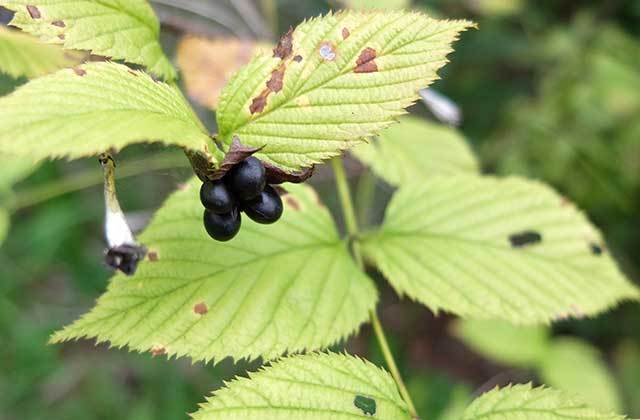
[540,338,622,412]
[0,207,8,245]
[462,384,625,420]
[361,176,639,324]
[192,352,411,419]
[51,181,378,363]
[453,319,550,367]
[216,11,473,173]
[351,116,479,185]
[0,26,78,78]
[0,62,215,162]
[1,0,176,80]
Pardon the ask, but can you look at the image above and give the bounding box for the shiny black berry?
[243,185,283,224]
[226,157,266,201]
[203,207,241,241]
[200,180,235,214]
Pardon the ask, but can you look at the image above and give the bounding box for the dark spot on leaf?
[211,137,263,180]
[354,395,376,416]
[150,346,166,357]
[355,47,378,73]
[51,20,65,27]
[273,27,294,59]
[266,67,285,93]
[285,196,301,211]
[264,161,314,184]
[293,55,303,62]
[509,230,542,248]
[193,302,208,315]
[590,243,604,256]
[147,251,159,262]
[26,5,41,19]
[249,94,268,114]
[57,34,65,40]
[105,244,147,276]
[319,42,337,61]
[128,70,138,77]
[342,27,350,39]
[73,67,87,76]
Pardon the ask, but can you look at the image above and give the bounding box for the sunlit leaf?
[192,352,411,419]
[177,36,271,109]
[362,176,639,324]
[352,116,479,185]
[52,181,377,363]
[216,11,473,172]
[0,26,78,78]
[0,62,215,162]
[462,384,624,419]
[1,0,176,79]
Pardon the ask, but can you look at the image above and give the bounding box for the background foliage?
[1,0,639,419]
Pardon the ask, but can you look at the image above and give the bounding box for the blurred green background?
[1,0,639,419]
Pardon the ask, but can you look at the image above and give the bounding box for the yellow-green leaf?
[216,11,473,173]
[192,352,411,419]
[1,0,176,80]
[0,26,78,78]
[462,384,625,420]
[0,62,215,162]
[51,181,378,363]
[362,176,639,324]
[352,116,479,185]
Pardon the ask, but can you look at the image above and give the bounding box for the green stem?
[10,153,189,211]
[331,158,419,419]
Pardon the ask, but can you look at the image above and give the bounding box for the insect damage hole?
[354,395,376,416]
[319,42,337,61]
[509,230,542,248]
[590,242,604,256]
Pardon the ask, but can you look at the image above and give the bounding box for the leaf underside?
[51,181,377,363]
[362,176,639,324]
[192,352,411,419]
[462,384,625,419]
[352,116,479,185]
[0,62,213,162]
[0,26,78,78]
[1,0,175,80]
[216,10,473,173]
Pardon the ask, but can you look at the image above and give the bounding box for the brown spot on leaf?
[273,27,294,59]
[293,55,303,62]
[272,186,288,196]
[150,346,166,357]
[264,162,314,184]
[249,94,268,114]
[26,5,41,19]
[211,137,263,180]
[319,42,337,61]
[51,20,65,27]
[57,34,65,40]
[73,67,87,76]
[128,70,138,77]
[342,27,350,39]
[355,47,378,73]
[266,67,285,93]
[285,196,301,211]
[193,302,208,315]
[147,251,159,262]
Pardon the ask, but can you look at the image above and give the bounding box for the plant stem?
[10,153,189,211]
[331,157,419,419]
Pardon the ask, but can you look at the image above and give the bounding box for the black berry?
[200,180,235,214]
[203,208,241,241]
[226,157,266,201]
[243,185,283,224]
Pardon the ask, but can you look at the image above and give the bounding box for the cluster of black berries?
[200,157,283,241]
